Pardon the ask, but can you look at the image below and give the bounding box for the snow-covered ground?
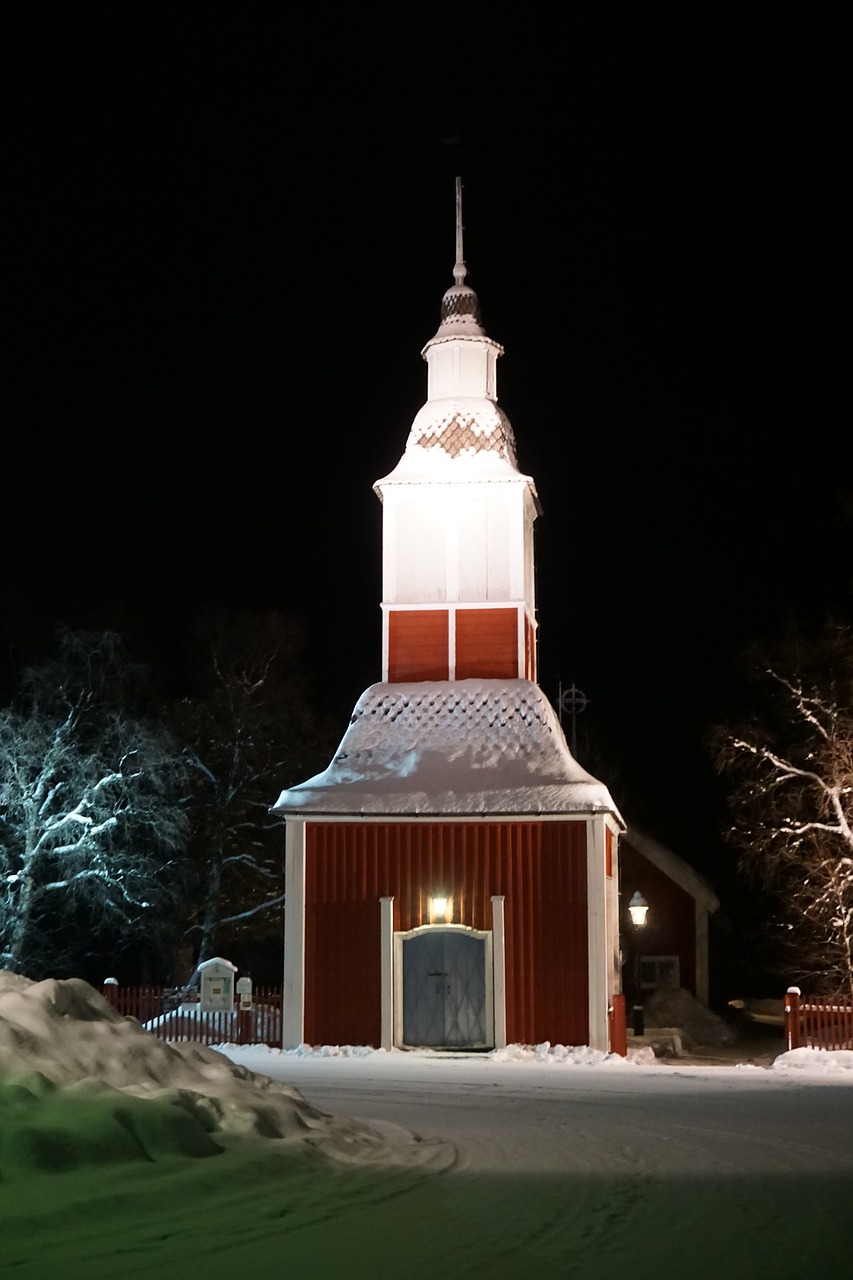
[2,972,853,1279]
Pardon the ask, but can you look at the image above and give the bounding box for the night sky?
[7,7,850,895]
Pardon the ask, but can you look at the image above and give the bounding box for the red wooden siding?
[455,608,518,680]
[304,821,588,1047]
[388,609,449,682]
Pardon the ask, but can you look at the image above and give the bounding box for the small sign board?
[198,957,237,1012]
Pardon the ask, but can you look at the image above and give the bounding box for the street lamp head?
[628,891,649,929]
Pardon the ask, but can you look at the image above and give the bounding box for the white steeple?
[374,180,540,685]
[420,176,504,409]
[380,177,524,477]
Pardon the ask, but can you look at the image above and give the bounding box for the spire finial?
[453,176,467,286]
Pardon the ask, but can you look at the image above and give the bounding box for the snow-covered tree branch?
[713,622,853,997]
[0,629,189,978]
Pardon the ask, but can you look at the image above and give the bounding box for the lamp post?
[628,891,649,1036]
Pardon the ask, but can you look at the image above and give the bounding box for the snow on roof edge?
[272,793,622,820]
[624,825,720,911]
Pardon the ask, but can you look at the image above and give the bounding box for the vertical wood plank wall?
[304,821,589,1047]
[386,607,525,682]
[387,610,449,681]
[455,608,518,679]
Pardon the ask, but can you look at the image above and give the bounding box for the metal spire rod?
[453,175,467,285]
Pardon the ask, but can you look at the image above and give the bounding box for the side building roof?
[273,678,624,822]
[622,827,720,912]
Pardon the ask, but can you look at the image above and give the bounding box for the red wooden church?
[274,185,624,1051]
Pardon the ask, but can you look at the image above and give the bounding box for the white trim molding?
[380,896,395,1050]
[586,816,609,1051]
[491,895,507,1049]
[282,819,306,1049]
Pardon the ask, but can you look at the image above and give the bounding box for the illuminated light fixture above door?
[429,895,452,924]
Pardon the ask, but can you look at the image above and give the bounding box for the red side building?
[274,186,625,1051]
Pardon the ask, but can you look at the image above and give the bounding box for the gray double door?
[402,929,490,1049]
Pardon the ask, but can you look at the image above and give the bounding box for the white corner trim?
[586,816,609,1051]
[282,819,305,1049]
[491,895,507,1049]
[380,897,395,1050]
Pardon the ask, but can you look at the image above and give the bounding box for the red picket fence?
[103,982,283,1047]
[784,987,853,1052]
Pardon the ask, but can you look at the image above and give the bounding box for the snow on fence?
[102,981,283,1047]
[784,987,853,1052]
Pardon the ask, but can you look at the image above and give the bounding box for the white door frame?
[393,923,494,1050]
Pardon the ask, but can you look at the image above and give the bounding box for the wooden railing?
[784,987,853,1052]
[102,982,283,1047]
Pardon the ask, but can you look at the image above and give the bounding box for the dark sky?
[6,6,850,888]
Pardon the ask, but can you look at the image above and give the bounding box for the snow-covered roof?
[422,282,496,344]
[408,397,517,463]
[376,194,537,497]
[272,679,623,821]
[623,827,720,912]
[374,425,537,492]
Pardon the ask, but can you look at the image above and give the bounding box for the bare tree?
[713,623,853,997]
[0,629,188,978]
[175,610,330,967]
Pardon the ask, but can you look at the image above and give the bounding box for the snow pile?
[235,1042,383,1059]
[222,1040,649,1067]
[772,1047,853,1073]
[491,1041,630,1066]
[643,987,735,1046]
[289,1043,379,1058]
[0,972,451,1180]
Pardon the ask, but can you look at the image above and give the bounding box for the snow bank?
[220,1040,646,1067]
[0,972,452,1181]
[771,1047,853,1073]
[491,1041,631,1066]
[643,987,735,1046]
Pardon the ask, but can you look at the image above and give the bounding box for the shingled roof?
[272,679,623,820]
